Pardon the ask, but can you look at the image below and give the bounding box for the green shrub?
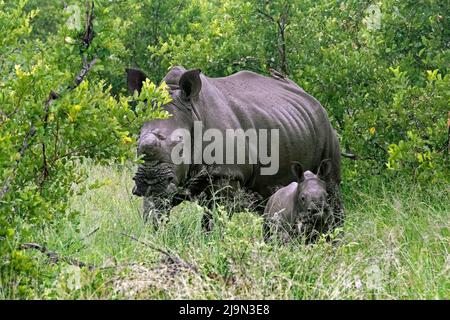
[0,1,169,297]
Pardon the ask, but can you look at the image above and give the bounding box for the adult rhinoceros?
[127,66,343,230]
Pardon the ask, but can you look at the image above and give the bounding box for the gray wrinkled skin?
[264,160,339,242]
[127,66,343,226]
[133,161,176,196]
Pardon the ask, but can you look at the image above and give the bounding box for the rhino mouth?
[132,161,176,197]
[297,206,332,235]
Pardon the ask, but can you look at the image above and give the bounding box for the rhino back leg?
[198,176,263,232]
[198,177,242,231]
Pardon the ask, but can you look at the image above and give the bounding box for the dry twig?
[20,242,95,270]
[119,232,199,273]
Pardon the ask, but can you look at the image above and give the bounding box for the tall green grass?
[2,164,449,299]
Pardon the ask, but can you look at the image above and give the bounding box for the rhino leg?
[198,178,239,232]
[142,197,171,228]
[201,207,214,233]
[142,197,152,222]
[263,211,295,243]
[143,197,160,226]
[263,219,272,242]
[199,177,250,232]
[270,227,292,244]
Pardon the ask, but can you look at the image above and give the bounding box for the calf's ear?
[126,68,148,94]
[179,69,202,100]
[317,159,332,180]
[291,161,305,183]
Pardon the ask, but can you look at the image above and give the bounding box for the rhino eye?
[301,195,305,201]
[156,133,166,140]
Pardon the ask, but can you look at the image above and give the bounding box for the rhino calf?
[264,159,335,242]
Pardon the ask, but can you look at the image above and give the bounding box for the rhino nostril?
[132,185,142,196]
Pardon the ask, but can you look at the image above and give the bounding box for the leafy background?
[0,0,448,299]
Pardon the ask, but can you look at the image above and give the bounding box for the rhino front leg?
[201,207,214,233]
[143,196,170,228]
[263,221,291,243]
[263,218,272,242]
[263,210,294,243]
[143,197,159,225]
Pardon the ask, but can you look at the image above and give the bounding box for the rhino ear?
[291,161,305,183]
[317,159,332,180]
[126,68,148,94]
[179,69,202,100]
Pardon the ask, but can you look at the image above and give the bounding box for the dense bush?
[0,0,170,296]
[148,0,449,181]
[1,0,449,297]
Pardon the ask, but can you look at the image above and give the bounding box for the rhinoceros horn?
[138,133,161,156]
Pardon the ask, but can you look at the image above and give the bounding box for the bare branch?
[40,91,59,184]
[256,8,276,22]
[82,1,95,49]
[256,7,289,74]
[119,232,198,273]
[341,152,358,160]
[20,243,95,270]
[72,56,98,89]
[82,226,100,240]
[65,226,100,250]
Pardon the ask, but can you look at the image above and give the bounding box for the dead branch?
[119,232,198,273]
[41,91,59,184]
[341,152,380,162]
[341,152,358,160]
[256,8,276,23]
[82,226,100,240]
[20,237,157,273]
[20,242,95,270]
[20,232,202,278]
[65,226,100,250]
[256,7,289,74]
[72,56,98,89]
[82,1,95,49]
